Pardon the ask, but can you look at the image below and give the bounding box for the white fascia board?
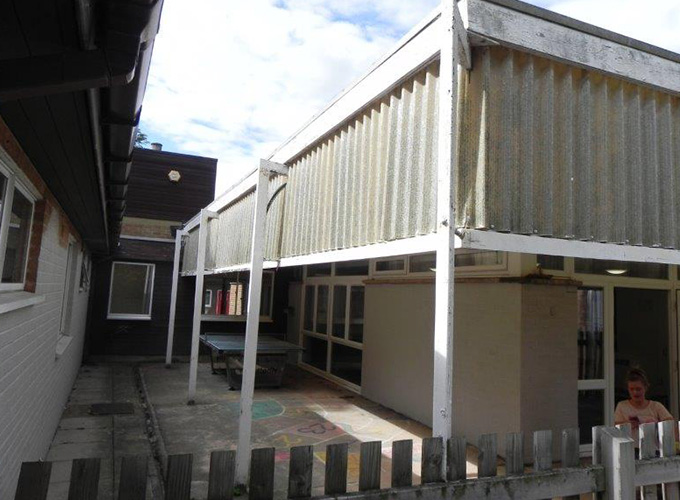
[467,0,680,95]
[203,261,279,275]
[460,229,680,265]
[269,9,442,165]
[278,234,440,267]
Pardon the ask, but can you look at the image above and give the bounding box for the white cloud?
[140,0,680,198]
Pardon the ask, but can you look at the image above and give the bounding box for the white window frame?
[0,156,38,292]
[372,256,407,276]
[60,240,79,335]
[107,261,155,320]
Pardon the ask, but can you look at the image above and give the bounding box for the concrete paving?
[45,364,162,500]
[141,362,435,499]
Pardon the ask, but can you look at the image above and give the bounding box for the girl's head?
[626,368,649,403]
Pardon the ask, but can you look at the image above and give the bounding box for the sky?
[139,0,680,197]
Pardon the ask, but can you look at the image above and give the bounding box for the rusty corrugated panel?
[457,46,680,249]
[280,62,440,257]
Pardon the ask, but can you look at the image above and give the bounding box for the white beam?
[187,209,216,404]
[165,230,184,367]
[235,163,270,486]
[454,0,471,70]
[260,159,289,176]
[432,0,462,472]
[460,229,680,265]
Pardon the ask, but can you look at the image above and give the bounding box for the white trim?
[460,230,680,265]
[59,240,78,334]
[120,235,176,243]
[107,261,156,320]
[0,291,45,314]
[467,0,680,95]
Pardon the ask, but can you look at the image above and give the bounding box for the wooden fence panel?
[14,461,52,500]
[288,445,313,498]
[391,440,413,488]
[561,428,580,500]
[659,420,680,500]
[533,430,553,472]
[165,454,193,500]
[505,432,524,476]
[118,456,148,500]
[68,458,101,500]
[325,443,348,495]
[250,448,275,500]
[477,434,497,478]
[639,423,657,500]
[359,441,382,491]
[421,437,443,484]
[446,436,466,481]
[208,450,235,500]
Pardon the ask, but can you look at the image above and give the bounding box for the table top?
[200,333,304,354]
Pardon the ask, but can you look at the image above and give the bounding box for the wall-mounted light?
[168,169,181,183]
[605,268,627,275]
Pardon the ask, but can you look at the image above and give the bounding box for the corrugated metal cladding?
[280,61,440,258]
[181,175,287,273]
[457,46,680,249]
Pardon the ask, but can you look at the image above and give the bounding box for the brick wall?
[0,195,90,498]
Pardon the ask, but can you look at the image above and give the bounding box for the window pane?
[302,335,327,371]
[578,390,604,444]
[348,286,364,343]
[303,285,314,330]
[455,249,503,267]
[409,253,436,273]
[331,343,362,386]
[375,258,405,273]
[316,285,328,334]
[537,254,564,271]
[578,288,604,380]
[575,258,667,279]
[335,260,369,276]
[109,263,153,316]
[307,263,331,277]
[2,188,33,284]
[332,285,347,338]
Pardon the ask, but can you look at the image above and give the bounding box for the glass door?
[577,288,606,446]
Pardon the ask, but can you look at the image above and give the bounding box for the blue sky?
[139,0,680,195]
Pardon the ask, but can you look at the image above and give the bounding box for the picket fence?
[13,421,680,499]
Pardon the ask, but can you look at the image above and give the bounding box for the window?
[203,289,213,314]
[374,257,406,275]
[575,258,668,279]
[108,262,155,319]
[0,162,36,291]
[202,271,274,320]
[79,251,91,292]
[537,254,565,271]
[60,242,79,334]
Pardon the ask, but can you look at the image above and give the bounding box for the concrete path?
[45,364,162,500]
[141,362,435,499]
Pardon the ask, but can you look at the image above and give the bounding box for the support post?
[235,163,271,486]
[432,0,464,473]
[187,210,211,403]
[165,229,184,367]
[600,427,635,500]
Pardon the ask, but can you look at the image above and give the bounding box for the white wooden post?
[600,427,635,500]
[187,209,213,404]
[235,162,271,486]
[165,229,184,367]
[432,0,465,465]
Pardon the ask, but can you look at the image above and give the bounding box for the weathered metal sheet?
[457,46,680,249]
[182,227,199,274]
[279,62,440,258]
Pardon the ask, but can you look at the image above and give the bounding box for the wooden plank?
[325,443,349,495]
[477,434,497,478]
[288,446,313,499]
[165,454,193,500]
[117,456,148,500]
[592,426,605,465]
[659,420,680,500]
[421,437,444,484]
[561,428,580,500]
[635,456,680,487]
[14,461,52,500]
[359,441,382,491]
[615,423,632,439]
[391,440,413,488]
[68,458,101,500]
[505,432,524,476]
[639,423,657,500]
[533,430,552,472]
[208,450,235,500]
[447,436,467,481]
[249,447,275,500]
[601,427,634,500]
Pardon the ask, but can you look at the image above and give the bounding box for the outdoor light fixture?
[605,268,627,275]
[168,169,181,182]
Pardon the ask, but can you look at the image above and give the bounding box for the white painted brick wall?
[0,209,91,498]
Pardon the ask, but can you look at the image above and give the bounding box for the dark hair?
[627,368,649,388]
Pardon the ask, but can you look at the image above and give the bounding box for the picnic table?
[200,333,303,389]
